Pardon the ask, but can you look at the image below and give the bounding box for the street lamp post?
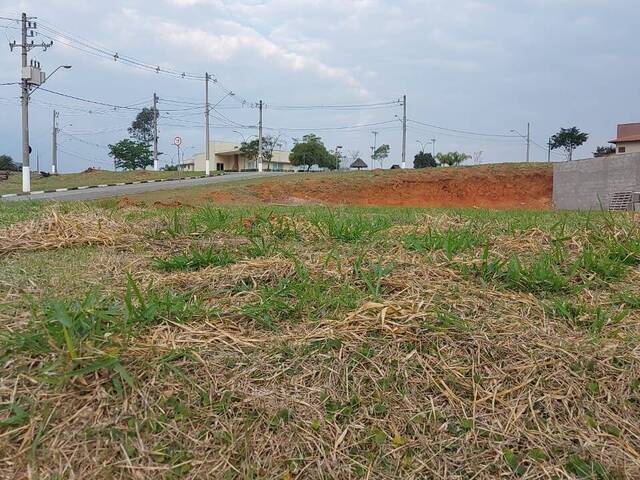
[510,123,531,163]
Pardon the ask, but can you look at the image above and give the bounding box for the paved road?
[1,172,283,202]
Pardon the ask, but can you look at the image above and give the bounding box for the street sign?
[173,136,182,147]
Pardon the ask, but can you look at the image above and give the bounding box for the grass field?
[0,170,207,195]
[1,200,639,478]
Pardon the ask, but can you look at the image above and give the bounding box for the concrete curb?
[0,174,221,199]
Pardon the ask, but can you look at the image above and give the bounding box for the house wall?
[615,141,640,155]
[188,141,294,172]
[553,152,640,210]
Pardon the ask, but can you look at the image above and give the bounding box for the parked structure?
[610,123,640,155]
[185,141,294,172]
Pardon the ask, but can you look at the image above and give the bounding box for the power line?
[265,100,402,111]
[39,88,145,110]
[408,119,520,138]
[263,120,399,132]
[36,19,254,106]
[406,125,522,144]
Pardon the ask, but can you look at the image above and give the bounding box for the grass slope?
[1,201,639,479]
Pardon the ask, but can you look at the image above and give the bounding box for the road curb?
[0,174,221,199]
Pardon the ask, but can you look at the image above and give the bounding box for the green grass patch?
[403,227,484,259]
[153,247,236,272]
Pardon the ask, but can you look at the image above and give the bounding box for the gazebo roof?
[350,158,368,168]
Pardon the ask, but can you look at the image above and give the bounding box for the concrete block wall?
[553,153,640,210]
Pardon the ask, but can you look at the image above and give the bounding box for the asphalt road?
[1,172,283,202]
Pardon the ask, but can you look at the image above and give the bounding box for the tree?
[594,145,615,158]
[239,136,278,170]
[0,154,18,171]
[128,107,157,144]
[414,152,437,169]
[436,152,471,167]
[550,127,588,161]
[289,134,334,171]
[372,144,390,169]
[108,139,153,170]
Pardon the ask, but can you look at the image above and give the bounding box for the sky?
[0,0,639,172]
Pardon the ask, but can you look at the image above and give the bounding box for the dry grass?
[1,205,639,479]
[0,208,139,256]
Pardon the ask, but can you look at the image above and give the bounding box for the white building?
[182,141,295,172]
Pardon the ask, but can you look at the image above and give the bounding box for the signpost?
[173,136,182,171]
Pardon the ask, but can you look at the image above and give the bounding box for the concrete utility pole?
[432,138,436,157]
[401,94,407,169]
[51,110,58,173]
[526,122,531,163]
[204,73,211,176]
[20,13,30,192]
[153,93,159,171]
[547,138,552,163]
[9,13,54,192]
[257,100,264,172]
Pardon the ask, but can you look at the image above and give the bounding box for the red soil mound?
[249,164,553,210]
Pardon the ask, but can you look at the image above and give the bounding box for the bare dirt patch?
[124,164,553,210]
[250,164,553,210]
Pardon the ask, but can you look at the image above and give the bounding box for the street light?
[510,123,531,162]
[28,65,71,98]
[213,91,235,109]
[416,139,436,156]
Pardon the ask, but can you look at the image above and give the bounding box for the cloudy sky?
[0,0,638,171]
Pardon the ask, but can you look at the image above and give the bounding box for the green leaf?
[503,448,526,476]
[0,404,29,428]
[565,455,608,479]
[528,447,549,462]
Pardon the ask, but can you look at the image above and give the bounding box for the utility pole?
[547,138,552,163]
[526,122,531,163]
[258,100,264,172]
[153,93,159,171]
[10,13,53,193]
[371,131,379,167]
[401,94,407,169]
[204,73,211,176]
[51,110,58,173]
[432,138,436,157]
[20,13,29,192]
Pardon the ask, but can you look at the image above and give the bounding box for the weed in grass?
[311,210,391,243]
[191,205,232,232]
[245,235,278,258]
[464,246,571,294]
[564,455,609,479]
[153,247,236,272]
[544,300,627,334]
[420,310,468,332]
[241,261,363,329]
[155,210,192,238]
[503,449,527,476]
[0,403,30,428]
[124,274,205,330]
[404,227,483,259]
[576,248,628,282]
[615,291,640,308]
[353,256,394,299]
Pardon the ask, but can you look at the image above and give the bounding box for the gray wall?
[553,153,640,210]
